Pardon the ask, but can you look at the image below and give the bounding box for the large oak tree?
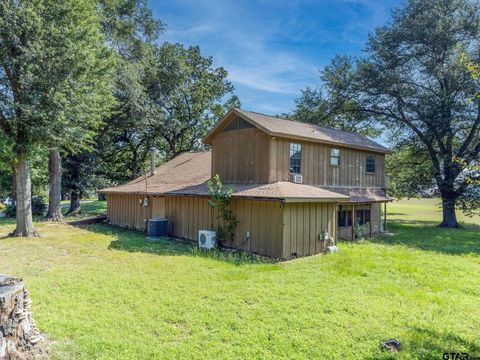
[0,0,114,236]
[314,0,480,227]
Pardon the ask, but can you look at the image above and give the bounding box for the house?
[100,109,392,259]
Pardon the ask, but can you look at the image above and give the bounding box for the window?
[289,143,302,174]
[338,210,352,227]
[338,206,370,227]
[331,148,340,166]
[355,208,371,225]
[366,154,376,173]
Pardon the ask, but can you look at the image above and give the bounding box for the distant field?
[0,198,478,359]
[389,197,480,226]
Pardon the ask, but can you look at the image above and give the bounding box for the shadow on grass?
[365,327,480,360]
[83,223,276,265]
[372,220,480,256]
[62,201,107,220]
[405,327,480,356]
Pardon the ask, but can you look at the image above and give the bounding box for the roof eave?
[268,131,392,154]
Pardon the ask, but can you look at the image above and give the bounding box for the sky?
[149,0,402,115]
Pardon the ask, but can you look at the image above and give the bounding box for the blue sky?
[150,0,402,115]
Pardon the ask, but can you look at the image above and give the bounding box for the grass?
[0,198,479,359]
[61,200,107,219]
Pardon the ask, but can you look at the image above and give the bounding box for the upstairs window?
[289,143,302,174]
[330,148,340,166]
[366,154,376,173]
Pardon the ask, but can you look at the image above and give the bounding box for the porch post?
[369,203,372,237]
[351,204,355,240]
[383,202,387,232]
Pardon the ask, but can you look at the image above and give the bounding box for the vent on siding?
[222,116,254,132]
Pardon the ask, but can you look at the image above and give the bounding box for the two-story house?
[101,109,392,259]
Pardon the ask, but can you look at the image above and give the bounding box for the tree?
[99,42,235,183]
[62,152,98,215]
[291,57,381,138]
[46,0,161,220]
[0,0,114,236]
[145,43,234,160]
[386,140,437,198]
[45,149,63,221]
[315,0,480,227]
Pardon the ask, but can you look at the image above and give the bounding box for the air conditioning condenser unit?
[198,230,216,249]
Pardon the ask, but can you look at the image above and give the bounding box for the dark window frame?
[338,210,352,227]
[355,209,371,225]
[289,143,302,174]
[366,154,376,173]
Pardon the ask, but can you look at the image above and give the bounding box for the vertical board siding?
[106,193,149,231]
[269,137,386,188]
[164,196,283,258]
[211,127,270,183]
[282,202,336,259]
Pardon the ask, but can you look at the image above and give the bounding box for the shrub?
[4,196,47,218]
[0,203,5,211]
[207,175,238,246]
[4,205,16,218]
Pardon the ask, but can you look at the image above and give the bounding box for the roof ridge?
[238,109,374,141]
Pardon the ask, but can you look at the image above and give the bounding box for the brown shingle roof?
[165,182,350,202]
[203,109,391,154]
[325,187,394,203]
[100,151,212,194]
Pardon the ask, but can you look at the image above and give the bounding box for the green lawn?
[62,200,108,219]
[0,199,479,359]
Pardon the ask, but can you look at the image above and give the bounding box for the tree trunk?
[66,191,81,216]
[0,275,44,359]
[10,165,16,201]
[439,197,459,228]
[12,155,38,237]
[46,148,63,222]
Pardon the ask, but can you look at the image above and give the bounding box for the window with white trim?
[289,143,302,174]
[330,148,340,166]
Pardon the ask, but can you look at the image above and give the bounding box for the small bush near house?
[5,196,47,218]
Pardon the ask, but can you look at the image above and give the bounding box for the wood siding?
[151,196,165,218]
[282,202,336,259]
[164,196,284,258]
[107,193,152,231]
[211,127,270,183]
[107,194,339,259]
[269,137,386,188]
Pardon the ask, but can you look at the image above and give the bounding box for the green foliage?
[4,205,15,218]
[5,196,46,218]
[291,57,382,138]
[0,0,115,154]
[207,174,238,245]
[99,41,236,183]
[310,0,480,226]
[146,43,234,160]
[353,221,370,240]
[386,141,436,198]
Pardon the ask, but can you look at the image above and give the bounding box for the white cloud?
[156,0,396,113]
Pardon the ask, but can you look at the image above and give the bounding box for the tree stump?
[0,275,43,359]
